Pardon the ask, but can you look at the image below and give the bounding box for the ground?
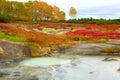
[0,22,120,80]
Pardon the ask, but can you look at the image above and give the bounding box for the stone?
[13,72,22,77]
[13,59,23,63]
[103,57,118,61]
[4,62,11,66]
[1,70,11,76]
[117,68,120,71]
[89,72,93,74]
[27,75,39,80]
[29,78,39,80]
[0,40,31,61]
[14,74,21,77]
[0,47,4,54]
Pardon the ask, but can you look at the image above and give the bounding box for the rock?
[0,47,4,54]
[3,62,11,66]
[0,40,31,61]
[103,57,118,61]
[89,72,93,74]
[0,62,11,66]
[14,74,39,80]
[14,74,21,77]
[58,45,70,53]
[13,59,23,63]
[0,70,11,76]
[29,78,39,80]
[13,71,22,76]
[64,43,120,56]
[107,40,120,45]
[117,68,120,71]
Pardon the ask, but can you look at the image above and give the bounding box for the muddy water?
[20,55,120,80]
[21,57,71,67]
[49,56,120,80]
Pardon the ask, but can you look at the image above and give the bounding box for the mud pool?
[1,55,120,80]
[21,57,71,67]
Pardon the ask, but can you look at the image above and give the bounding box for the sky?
[9,0,120,19]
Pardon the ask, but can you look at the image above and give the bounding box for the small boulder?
[0,70,11,76]
[103,57,118,61]
[0,47,4,54]
[117,68,120,71]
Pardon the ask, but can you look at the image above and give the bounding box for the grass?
[0,32,28,42]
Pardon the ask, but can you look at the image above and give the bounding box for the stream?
[0,55,120,80]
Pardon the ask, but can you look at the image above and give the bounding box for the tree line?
[0,0,65,22]
[60,18,120,24]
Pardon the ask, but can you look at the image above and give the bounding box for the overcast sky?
[9,0,120,19]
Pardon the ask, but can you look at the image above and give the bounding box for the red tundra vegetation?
[66,30,120,39]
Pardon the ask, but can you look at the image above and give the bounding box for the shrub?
[0,14,24,23]
[0,14,9,22]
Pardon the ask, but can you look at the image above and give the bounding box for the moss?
[93,38,108,43]
[25,42,42,57]
[101,47,120,53]
[0,32,27,42]
[0,72,3,77]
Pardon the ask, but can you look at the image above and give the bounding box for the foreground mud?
[0,55,120,80]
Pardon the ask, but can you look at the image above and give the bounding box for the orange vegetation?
[0,23,69,47]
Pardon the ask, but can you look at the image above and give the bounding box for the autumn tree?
[51,6,65,21]
[31,1,52,21]
[69,6,77,19]
[0,0,65,22]
[0,0,7,14]
[59,11,65,20]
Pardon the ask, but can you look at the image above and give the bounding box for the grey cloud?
[77,4,120,19]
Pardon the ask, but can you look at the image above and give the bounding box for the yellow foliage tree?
[51,6,65,21]
[69,6,77,19]
[31,1,52,21]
